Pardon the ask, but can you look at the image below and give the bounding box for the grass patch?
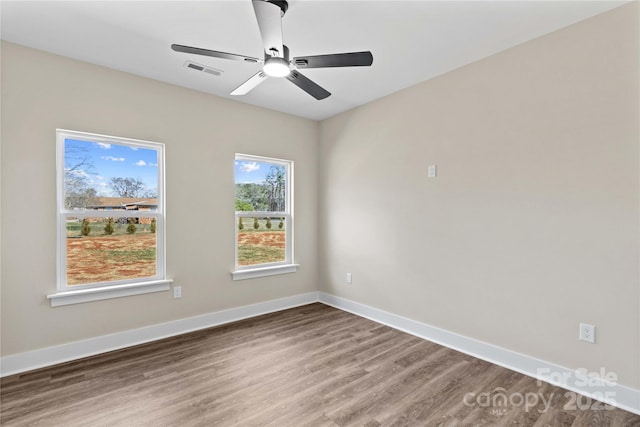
[238,245,284,265]
[101,247,156,262]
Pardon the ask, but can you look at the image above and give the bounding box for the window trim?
[49,129,169,305]
[47,279,172,307]
[233,153,296,279]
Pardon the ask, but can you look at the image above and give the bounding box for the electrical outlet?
[346,273,352,284]
[579,323,595,343]
[173,286,182,299]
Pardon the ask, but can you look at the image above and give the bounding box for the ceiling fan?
[171,0,373,100]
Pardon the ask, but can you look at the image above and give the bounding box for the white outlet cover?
[579,323,595,343]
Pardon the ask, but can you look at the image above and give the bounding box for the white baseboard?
[0,291,319,378]
[318,292,640,416]
[2,290,638,416]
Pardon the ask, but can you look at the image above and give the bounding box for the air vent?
[187,63,204,71]
[184,61,223,76]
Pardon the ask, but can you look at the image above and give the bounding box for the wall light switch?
[346,273,352,284]
[428,164,437,178]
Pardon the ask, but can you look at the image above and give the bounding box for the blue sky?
[235,159,276,184]
[65,138,158,197]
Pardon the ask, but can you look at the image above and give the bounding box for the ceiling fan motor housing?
[267,43,289,60]
[264,45,291,77]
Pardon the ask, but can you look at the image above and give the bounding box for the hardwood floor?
[1,303,638,426]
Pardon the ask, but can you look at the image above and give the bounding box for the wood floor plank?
[1,303,638,426]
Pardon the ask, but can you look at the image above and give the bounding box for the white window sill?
[47,279,173,307]
[232,264,299,281]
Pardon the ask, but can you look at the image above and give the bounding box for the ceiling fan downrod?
[266,0,288,17]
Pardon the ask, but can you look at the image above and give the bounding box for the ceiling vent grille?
[184,61,223,76]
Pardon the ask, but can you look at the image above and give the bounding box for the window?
[48,130,170,306]
[232,154,297,280]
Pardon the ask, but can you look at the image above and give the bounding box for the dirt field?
[237,231,285,265]
[66,233,156,285]
[67,229,285,284]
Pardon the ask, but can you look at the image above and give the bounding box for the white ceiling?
[0,1,626,121]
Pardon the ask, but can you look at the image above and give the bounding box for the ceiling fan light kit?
[263,45,291,77]
[171,0,373,100]
[263,58,291,77]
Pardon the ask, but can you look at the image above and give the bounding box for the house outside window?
[232,154,297,280]
[49,129,170,306]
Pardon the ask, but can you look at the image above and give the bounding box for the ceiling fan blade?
[172,44,260,63]
[252,0,284,58]
[230,71,268,96]
[286,70,331,100]
[293,51,373,69]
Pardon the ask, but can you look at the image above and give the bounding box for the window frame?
[48,129,171,306]
[232,153,297,280]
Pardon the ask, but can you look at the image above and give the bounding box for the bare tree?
[265,166,285,211]
[64,145,98,209]
[141,189,158,198]
[109,177,146,198]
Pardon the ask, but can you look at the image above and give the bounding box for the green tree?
[253,217,260,230]
[236,183,269,211]
[81,218,91,236]
[238,217,245,230]
[266,217,272,229]
[150,218,156,234]
[235,199,254,211]
[235,164,286,212]
[126,218,137,234]
[104,217,114,235]
[278,217,284,229]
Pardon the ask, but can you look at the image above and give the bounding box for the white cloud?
[96,175,105,181]
[96,143,111,150]
[239,162,260,173]
[136,160,147,166]
[101,156,125,162]
[130,147,139,151]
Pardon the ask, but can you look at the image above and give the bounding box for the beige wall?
[319,3,639,389]
[2,3,638,391]
[0,41,318,355]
